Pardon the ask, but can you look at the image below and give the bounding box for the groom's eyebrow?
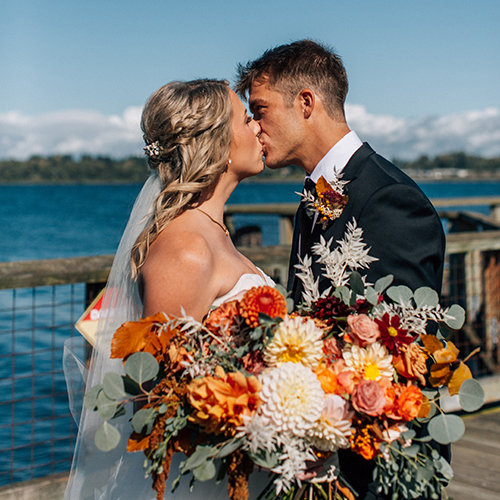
[249,98,264,112]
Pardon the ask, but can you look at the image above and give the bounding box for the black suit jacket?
[287,143,446,499]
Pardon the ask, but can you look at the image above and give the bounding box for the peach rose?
[323,337,343,360]
[352,379,386,417]
[347,314,380,346]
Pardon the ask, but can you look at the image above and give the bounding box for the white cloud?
[0,107,143,160]
[345,104,500,159]
[1,105,499,160]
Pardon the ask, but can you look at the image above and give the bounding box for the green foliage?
[386,285,413,305]
[124,352,159,386]
[0,155,149,183]
[95,421,121,452]
[445,304,466,329]
[395,152,500,175]
[459,379,485,412]
[428,414,465,444]
[414,287,439,308]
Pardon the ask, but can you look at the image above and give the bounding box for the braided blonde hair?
[131,79,232,278]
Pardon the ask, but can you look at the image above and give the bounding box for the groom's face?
[249,78,304,170]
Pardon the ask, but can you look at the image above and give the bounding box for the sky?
[1,0,499,161]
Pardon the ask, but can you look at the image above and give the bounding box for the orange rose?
[187,366,261,435]
[396,384,423,421]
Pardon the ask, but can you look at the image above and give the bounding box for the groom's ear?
[298,89,315,119]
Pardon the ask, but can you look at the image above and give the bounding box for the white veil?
[63,171,163,500]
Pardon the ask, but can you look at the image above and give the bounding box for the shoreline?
[2,173,500,187]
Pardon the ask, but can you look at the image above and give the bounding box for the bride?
[64,79,275,500]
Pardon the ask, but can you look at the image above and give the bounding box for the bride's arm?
[140,232,218,321]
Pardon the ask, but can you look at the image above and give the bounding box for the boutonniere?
[300,175,349,229]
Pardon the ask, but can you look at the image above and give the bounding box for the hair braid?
[131,79,232,278]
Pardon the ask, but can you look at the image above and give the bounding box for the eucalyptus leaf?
[103,372,126,400]
[374,275,393,294]
[437,326,451,339]
[365,287,380,306]
[125,352,159,385]
[416,460,435,482]
[401,429,416,441]
[275,284,288,298]
[414,287,439,308]
[459,378,485,412]
[333,286,350,304]
[83,384,102,411]
[248,449,279,469]
[286,298,294,314]
[386,285,413,304]
[216,437,244,459]
[181,445,216,473]
[349,271,364,296]
[94,421,121,452]
[132,407,157,434]
[428,414,465,444]
[122,376,141,396]
[445,304,466,330]
[192,460,217,482]
[97,389,118,421]
[112,405,126,420]
[403,444,420,458]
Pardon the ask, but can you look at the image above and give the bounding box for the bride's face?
[228,89,264,180]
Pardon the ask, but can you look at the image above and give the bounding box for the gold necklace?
[196,208,230,237]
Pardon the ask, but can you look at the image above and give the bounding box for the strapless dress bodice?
[212,270,275,307]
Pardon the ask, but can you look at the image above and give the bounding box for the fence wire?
[0,284,87,486]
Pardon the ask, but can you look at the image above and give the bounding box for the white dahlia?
[343,342,394,381]
[259,362,324,437]
[307,394,353,452]
[237,414,277,455]
[264,315,324,370]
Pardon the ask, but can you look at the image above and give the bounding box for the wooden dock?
[446,406,500,500]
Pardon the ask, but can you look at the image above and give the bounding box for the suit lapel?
[289,143,377,300]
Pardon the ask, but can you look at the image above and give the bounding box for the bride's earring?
[228,159,232,164]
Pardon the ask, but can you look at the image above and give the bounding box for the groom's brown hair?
[235,39,348,121]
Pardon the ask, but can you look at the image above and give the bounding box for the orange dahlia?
[239,286,287,328]
[187,366,262,435]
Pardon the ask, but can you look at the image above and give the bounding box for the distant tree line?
[0,155,149,183]
[395,152,500,173]
[0,152,498,183]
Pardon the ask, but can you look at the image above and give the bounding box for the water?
[1,178,499,484]
[2,179,499,262]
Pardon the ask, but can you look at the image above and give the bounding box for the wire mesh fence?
[0,284,87,486]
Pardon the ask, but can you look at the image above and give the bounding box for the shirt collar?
[308,130,363,184]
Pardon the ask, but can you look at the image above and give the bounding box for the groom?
[236,40,446,499]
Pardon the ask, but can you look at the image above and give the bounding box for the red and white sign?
[75,288,105,346]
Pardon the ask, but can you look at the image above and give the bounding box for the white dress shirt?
[308,130,363,184]
[300,131,363,234]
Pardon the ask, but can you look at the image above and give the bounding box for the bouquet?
[84,219,484,500]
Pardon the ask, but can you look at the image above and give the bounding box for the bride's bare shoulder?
[142,222,214,277]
